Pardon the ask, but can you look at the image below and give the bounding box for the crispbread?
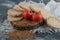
[7,16,23,21]
[12,19,38,27]
[30,5,42,12]
[19,3,30,10]
[47,17,60,28]
[8,9,23,17]
[40,8,53,20]
[13,5,24,11]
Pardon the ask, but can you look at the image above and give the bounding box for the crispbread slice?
[13,5,24,11]
[8,9,23,17]
[7,16,23,21]
[47,17,60,28]
[19,2,30,10]
[12,19,38,27]
[41,8,53,20]
[30,5,42,12]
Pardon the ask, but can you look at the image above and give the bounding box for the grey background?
[9,0,60,4]
[0,0,60,4]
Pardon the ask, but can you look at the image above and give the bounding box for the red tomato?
[32,13,43,22]
[23,9,32,19]
[24,9,30,13]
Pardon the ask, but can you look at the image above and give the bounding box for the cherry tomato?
[23,9,32,19]
[32,13,43,22]
[24,9,30,13]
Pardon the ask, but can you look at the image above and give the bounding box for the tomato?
[23,9,32,19]
[24,9,30,13]
[32,13,43,22]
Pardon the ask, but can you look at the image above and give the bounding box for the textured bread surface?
[19,3,30,10]
[12,19,39,27]
[13,5,24,11]
[8,9,23,17]
[7,16,23,21]
[47,17,60,28]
